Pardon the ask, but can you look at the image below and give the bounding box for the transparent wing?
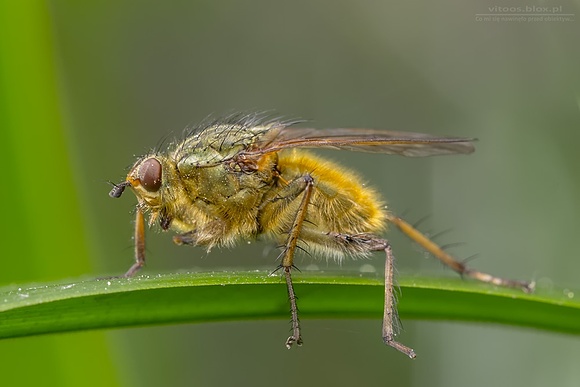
[245,127,475,157]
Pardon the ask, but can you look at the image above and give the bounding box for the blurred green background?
[1,0,579,386]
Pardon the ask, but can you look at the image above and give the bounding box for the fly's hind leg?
[329,232,416,359]
[388,215,534,293]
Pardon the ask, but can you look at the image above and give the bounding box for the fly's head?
[109,155,170,209]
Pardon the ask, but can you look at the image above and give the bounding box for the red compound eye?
[138,158,162,192]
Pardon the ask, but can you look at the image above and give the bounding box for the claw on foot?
[285,335,303,349]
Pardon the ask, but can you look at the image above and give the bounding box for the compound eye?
[138,158,162,192]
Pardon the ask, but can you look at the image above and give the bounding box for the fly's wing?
[245,127,475,157]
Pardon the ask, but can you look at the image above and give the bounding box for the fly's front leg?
[173,231,196,245]
[330,232,416,359]
[270,173,315,349]
[124,207,146,277]
[388,215,534,293]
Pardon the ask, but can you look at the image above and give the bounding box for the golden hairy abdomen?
[259,150,387,259]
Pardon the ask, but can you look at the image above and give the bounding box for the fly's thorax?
[172,130,263,202]
[182,163,239,201]
[174,123,282,170]
[178,151,279,205]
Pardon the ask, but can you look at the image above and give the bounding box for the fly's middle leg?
[266,173,315,349]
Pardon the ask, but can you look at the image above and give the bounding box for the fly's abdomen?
[258,150,387,260]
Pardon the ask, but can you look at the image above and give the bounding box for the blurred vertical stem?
[0,2,120,386]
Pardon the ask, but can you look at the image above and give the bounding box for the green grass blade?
[0,2,120,385]
[1,271,578,339]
